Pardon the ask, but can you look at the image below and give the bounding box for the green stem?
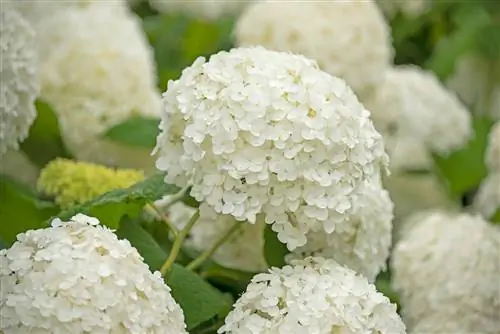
[160,209,200,276]
[186,222,242,271]
[147,202,178,237]
[164,185,190,211]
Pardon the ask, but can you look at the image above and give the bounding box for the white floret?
[474,173,500,221]
[364,66,472,157]
[0,5,38,158]
[235,0,393,97]
[286,177,394,282]
[154,46,389,250]
[37,5,161,170]
[150,0,253,20]
[0,214,187,334]
[391,211,500,332]
[486,121,500,173]
[218,257,406,334]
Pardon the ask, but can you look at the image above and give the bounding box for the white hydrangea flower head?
[0,150,40,190]
[376,0,431,19]
[155,46,389,250]
[447,54,500,120]
[286,177,393,282]
[218,257,406,334]
[391,211,500,331]
[0,5,38,158]
[486,121,500,173]
[411,312,500,334]
[166,202,268,273]
[474,173,500,221]
[364,65,472,157]
[150,0,253,20]
[37,5,161,170]
[0,214,187,333]
[235,0,393,97]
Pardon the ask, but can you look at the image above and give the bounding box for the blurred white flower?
[376,0,431,18]
[218,257,406,334]
[391,211,500,332]
[0,150,40,190]
[364,65,472,158]
[447,54,500,120]
[155,46,389,250]
[474,173,500,221]
[486,121,500,173]
[150,0,253,20]
[235,0,393,97]
[36,5,161,170]
[286,177,394,282]
[0,214,187,333]
[0,5,38,158]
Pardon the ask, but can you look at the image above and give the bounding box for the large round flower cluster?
[154,46,389,250]
[0,5,38,159]
[0,214,187,333]
[218,257,406,334]
[364,65,472,160]
[150,0,253,20]
[37,5,161,169]
[235,0,392,97]
[391,211,500,332]
[286,177,393,282]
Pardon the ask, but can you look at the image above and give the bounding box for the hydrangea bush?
[1,1,499,333]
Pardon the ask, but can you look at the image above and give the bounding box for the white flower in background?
[0,150,40,190]
[218,257,406,334]
[364,65,472,158]
[235,0,393,97]
[391,211,500,332]
[155,46,389,250]
[37,5,161,170]
[150,0,253,20]
[376,0,431,19]
[286,177,393,282]
[0,214,187,333]
[486,121,500,173]
[447,54,500,120]
[474,173,500,221]
[411,313,499,334]
[0,5,38,159]
[166,201,268,272]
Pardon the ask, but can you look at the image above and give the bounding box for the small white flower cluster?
[150,0,253,20]
[376,0,431,18]
[447,54,500,120]
[218,257,406,334]
[35,4,161,170]
[474,122,500,220]
[155,46,390,251]
[0,214,187,333]
[391,211,500,333]
[235,0,393,97]
[0,5,38,158]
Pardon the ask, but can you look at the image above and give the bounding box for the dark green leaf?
[433,117,495,199]
[201,262,255,295]
[263,224,289,268]
[58,173,179,228]
[103,116,160,148]
[0,175,59,246]
[492,210,500,225]
[20,99,73,168]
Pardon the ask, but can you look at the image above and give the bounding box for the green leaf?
[433,117,495,199]
[0,175,59,246]
[58,173,179,228]
[103,116,160,148]
[492,210,500,224]
[20,99,72,168]
[375,277,400,308]
[263,224,289,268]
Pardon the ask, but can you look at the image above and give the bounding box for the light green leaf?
[20,99,72,168]
[0,175,59,246]
[492,210,500,225]
[264,224,289,268]
[58,173,179,228]
[103,116,160,148]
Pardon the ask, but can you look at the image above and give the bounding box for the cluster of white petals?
[235,0,392,97]
[155,46,389,250]
[0,5,38,158]
[166,201,268,272]
[286,177,393,282]
[150,0,253,20]
[391,211,500,332]
[0,214,187,334]
[376,0,431,18]
[365,66,472,158]
[219,257,406,334]
[447,54,500,120]
[36,5,161,169]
